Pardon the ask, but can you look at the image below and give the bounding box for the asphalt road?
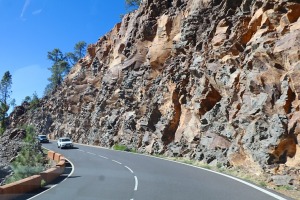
[29,142,291,200]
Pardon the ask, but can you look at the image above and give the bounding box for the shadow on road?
[59,146,79,150]
[67,175,81,179]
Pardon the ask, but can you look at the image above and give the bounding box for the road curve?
[31,142,291,200]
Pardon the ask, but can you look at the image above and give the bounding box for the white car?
[57,137,74,149]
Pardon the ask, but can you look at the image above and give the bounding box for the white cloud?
[32,9,42,15]
[11,65,50,106]
[20,0,31,20]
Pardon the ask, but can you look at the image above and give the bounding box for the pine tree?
[125,0,142,7]
[0,71,12,133]
[48,60,69,86]
[66,41,87,66]
[47,48,65,63]
[45,49,70,95]
[44,41,87,96]
[0,71,12,104]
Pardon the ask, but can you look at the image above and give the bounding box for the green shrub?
[259,181,267,187]
[113,144,128,151]
[276,185,293,191]
[112,143,138,153]
[22,92,40,110]
[125,0,141,7]
[130,148,137,153]
[201,165,211,170]
[41,179,46,187]
[24,125,36,142]
[182,159,194,165]
[29,96,39,110]
[4,126,46,184]
[0,126,5,135]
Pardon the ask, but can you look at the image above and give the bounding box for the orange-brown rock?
[8,0,300,189]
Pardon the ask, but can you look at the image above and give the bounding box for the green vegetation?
[216,162,222,169]
[181,159,194,165]
[44,41,87,96]
[41,179,46,187]
[113,144,128,151]
[0,71,13,135]
[5,126,47,184]
[29,92,40,110]
[44,48,70,96]
[120,0,141,18]
[125,0,142,7]
[259,181,267,187]
[153,156,273,189]
[66,41,87,66]
[276,185,293,191]
[113,143,137,153]
[22,92,40,110]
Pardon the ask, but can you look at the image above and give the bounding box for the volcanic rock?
[8,0,300,189]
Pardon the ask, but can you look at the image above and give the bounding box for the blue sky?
[0,0,128,107]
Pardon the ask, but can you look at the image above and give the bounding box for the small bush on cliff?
[22,92,40,110]
[125,0,142,7]
[4,126,46,184]
[29,93,40,110]
[120,0,142,17]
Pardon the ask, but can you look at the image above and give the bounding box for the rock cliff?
[0,129,26,185]
[9,0,300,190]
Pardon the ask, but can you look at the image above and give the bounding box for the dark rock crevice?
[162,89,181,145]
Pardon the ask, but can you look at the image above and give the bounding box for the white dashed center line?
[78,147,138,200]
[125,166,134,174]
[134,176,138,191]
[98,155,108,159]
[112,160,122,165]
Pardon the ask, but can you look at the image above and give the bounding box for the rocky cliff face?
[0,129,26,185]
[9,0,300,188]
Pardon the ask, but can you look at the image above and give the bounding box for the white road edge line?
[98,155,108,159]
[112,160,122,165]
[153,156,288,200]
[125,166,134,174]
[134,176,138,191]
[27,148,75,200]
[87,152,96,155]
[71,142,288,200]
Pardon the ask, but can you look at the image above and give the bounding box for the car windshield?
[62,139,70,142]
[40,136,46,139]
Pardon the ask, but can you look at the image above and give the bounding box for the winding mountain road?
[30,142,290,200]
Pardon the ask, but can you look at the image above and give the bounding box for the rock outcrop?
[9,0,300,189]
[0,129,26,185]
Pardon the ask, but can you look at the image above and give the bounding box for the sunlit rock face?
[9,0,300,187]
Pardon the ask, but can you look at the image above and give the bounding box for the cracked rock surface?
[8,0,300,189]
[0,129,26,185]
